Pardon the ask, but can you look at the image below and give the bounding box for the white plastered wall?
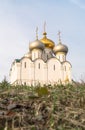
[34,59,45,85]
[10,61,21,85]
[47,58,61,84]
[20,58,33,85]
[63,61,72,82]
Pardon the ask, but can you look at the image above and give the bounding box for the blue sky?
[0,0,85,82]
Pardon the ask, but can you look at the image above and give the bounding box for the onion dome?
[53,31,68,54]
[29,39,45,51]
[40,32,55,49]
[24,52,31,58]
[29,27,45,51]
[53,41,68,54]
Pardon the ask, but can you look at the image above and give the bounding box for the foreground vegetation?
[0,79,85,130]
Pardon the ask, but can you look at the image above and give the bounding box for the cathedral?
[9,27,72,86]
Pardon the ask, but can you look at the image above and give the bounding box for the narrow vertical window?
[54,65,55,71]
[24,62,26,68]
[38,63,40,69]
[34,53,35,59]
[47,55,48,59]
[24,82,26,85]
[65,66,66,71]
[63,55,64,61]
[38,52,40,58]
[58,56,60,60]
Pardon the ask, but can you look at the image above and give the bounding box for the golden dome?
[40,32,55,49]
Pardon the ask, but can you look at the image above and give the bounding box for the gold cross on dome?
[58,30,61,41]
[44,21,46,32]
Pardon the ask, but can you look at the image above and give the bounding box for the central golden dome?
[40,32,55,49]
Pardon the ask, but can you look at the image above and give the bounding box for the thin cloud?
[69,0,85,9]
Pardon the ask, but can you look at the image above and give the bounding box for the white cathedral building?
[9,28,72,86]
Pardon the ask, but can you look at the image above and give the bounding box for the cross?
[44,21,46,32]
[36,27,38,39]
[58,30,61,41]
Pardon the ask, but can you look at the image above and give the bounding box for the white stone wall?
[63,61,72,82]
[34,59,45,85]
[47,58,61,84]
[10,48,72,86]
[20,58,32,85]
[10,61,21,85]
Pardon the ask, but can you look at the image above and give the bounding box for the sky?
[0,0,85,82]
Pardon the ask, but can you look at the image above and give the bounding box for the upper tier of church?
[10,27,72,86]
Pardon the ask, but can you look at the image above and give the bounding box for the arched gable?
[47,57,61,70]
[47,57,61,64]
[21,57,33,68]
[34,58,45,65]
[21,56,32,62]
[62,61,72,68]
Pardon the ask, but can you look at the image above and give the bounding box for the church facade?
[9,29,72,86]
